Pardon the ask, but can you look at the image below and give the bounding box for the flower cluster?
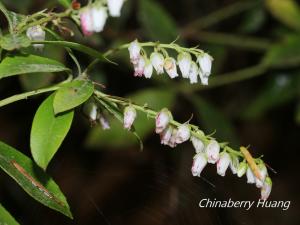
[79,0,124,36]
[128,40,213,85]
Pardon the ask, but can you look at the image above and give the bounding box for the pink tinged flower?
[80,8,94,36]
[189,61,199,84]
[167,128,178,148]
[155,108,171,134]
[133,56,145,77]
[160,126,173,145]
[198,53,213,77]
[107,0,124,17]
[229,155,239,175]
[261,177,272,200]
[175,124,191,144]
[143,58,153,78]
[191,153,207,177]
[128,40,141,65]
[237,161,247,177]
[246,167,256,184]
[123,106,136,130]
[199,71,209,85]
[190,135,205,153]
[26,25,46,50]
[164,57,178,78]
[217,152,231,176]
[205,140,220,164]
[177,52,192,78]
[255,163,268,188]
[150,52,164,74]
[91,6,108,32]
[98,114,110,130]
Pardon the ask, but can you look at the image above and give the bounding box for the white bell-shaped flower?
[133,56,145,77]
[177,52,192,78]
[188,61,199,84]
[107,0,124,17]
[237,161,247,177]
[261,177,272,200]
[229,155,239,174]
[199,71,209,85]
[198,53,212,77]
[26,25,46,50]
[191,153,207,177]
[164,57,178,78]
[123,106,136,130]
[190,135,205,153]
[143,58,153,78]
[205,140,220,164]
[91,5,108,32]
[168,128,178,148]
[150,52,164,74]
[98,114,110,130]
[246,167,256,184]
[128,40,141,65]
[155,108,171,134]
[79,7,94,36]
[255,163,268,188]
[217,152,231,176]
[175,124,191,144]
[160,126,173,145]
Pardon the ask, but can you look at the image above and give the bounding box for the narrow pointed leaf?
[0,141,73,218]
[31,94,74,170]
[0,203,20,225]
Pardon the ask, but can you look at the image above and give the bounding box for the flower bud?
[191,153,207,177]
[237,161,247,177]
[150,52,164,74]
[217,152,231,176]
[175,124,190,144]
[167,128,178,148]
[155,108,171,134]
[98,113,110,130]
[133,56,145,77]
[26,25,46,50]
[128,40,141,65]
[190,135,205,153]
[164,57,178,78]
[205,140,220,164]
[198,53,212,77]
[80,7,93,36]
[107,0,124,17]
[188,61,199,84]
[255,163,268,188]
[160,126,173,145]
[89,103,98,121]
[91,6,108,32]
[143,58,153,78]
[177,52,192,78]
[123,106,136,130]
[246,167,256,184]
[261,177,272,200]
[229,155,239,174]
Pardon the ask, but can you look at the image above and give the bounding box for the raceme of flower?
[127,39,213,85]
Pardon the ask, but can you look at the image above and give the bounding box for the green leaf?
[190,96,239,145]
[265,0,300,31]
[0,141,72,218]
[262,35,300,68]
[138,0,179,42]
[0,34,30,51]
[0,2,14,32]
[0,54,69,79]
[53,79,94,114]
[85,88,176,149]
[31,94,74,170]
[0,203,20,225]
[58,0,71,8]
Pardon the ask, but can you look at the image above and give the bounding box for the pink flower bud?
[217,152,231,176]
[133,56,145,77]
[143,58,153,78]
[123,106,136,130]
[229,155,239,174]
[128,40,141,65]
[107,0,124,17]
[190,135,205,153]
[255,163,268,188]
[91,6,107,32]
[191,153,207,177]
[198,53,213,77]
[150,52,164,74]
[261,177,272,200]
[237,161,247,177]
[175,124,190,144]
[160,126,173,145]
[189,61,199,84]
[155,108,171,134]
[205,140,220,164]
[167,128,178,148]
[177,52,192,78]
[26,25,46,50]
[164,57,178,78]
[246,167,255,184]
[80,8,94,36]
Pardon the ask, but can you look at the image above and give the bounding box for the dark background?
[0,0,299,224]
